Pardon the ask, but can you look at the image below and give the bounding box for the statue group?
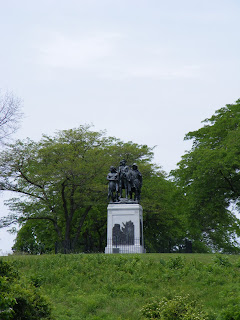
[107,159,142,203]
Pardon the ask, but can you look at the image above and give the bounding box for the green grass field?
[4,253,240,319]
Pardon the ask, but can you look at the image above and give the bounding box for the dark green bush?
[167,256,186,269]
[220,304,240,320]
[213,255,232,267]
[0,260,17,319]
[0,259,53,320]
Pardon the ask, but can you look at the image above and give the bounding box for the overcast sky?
[1,0,240,253]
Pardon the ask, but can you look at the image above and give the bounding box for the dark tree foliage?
[141,170,187,253]
[172,100,240,252]
[0,125,186,254]
[0,259,52,319]
[0,125,172,253]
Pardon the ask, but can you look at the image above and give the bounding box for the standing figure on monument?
[118,159,130,199]
[107,166,119,202]
[129,163,142,202]
[105,159,145,254]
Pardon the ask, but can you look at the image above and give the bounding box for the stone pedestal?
[105,203,145,254]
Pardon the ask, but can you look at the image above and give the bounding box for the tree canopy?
[3,100,240,254]
[172,100,240,252]
[0,125,186,253]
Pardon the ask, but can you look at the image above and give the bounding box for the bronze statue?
[129,163,142,201]
[107,166,119,202]
[118,159,130,198]
[107,160,142,203]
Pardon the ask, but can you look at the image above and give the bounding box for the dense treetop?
[0,125,185,253]
[172,100,240,252]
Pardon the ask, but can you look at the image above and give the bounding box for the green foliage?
[0,124,186,254]
[10,282,52,320]
[0,125,156,253]
[172,100,240,252]
[167,256,186,269]
[12,219,56,254]
[142,173,187,253]
[0,260,17,319]
[0,258,17,279]
[0,259,52,319]
[4,253,240,320]
[141,295,210,319]
[213,255,232,267]
[220,304,240,320]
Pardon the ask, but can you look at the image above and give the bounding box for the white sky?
[1,0,240,253]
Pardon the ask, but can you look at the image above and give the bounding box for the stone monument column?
[105,162,145,254]
[105,203,145,253]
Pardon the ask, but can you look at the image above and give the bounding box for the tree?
[12,173,187,254]
[141,169,187,253]
[0,125,187,254]
[0,90,22,144]
[12,219,56,254]
[172,99,240,252]
[0,125,159,253]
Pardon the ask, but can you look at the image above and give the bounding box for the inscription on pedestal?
[112,221,134,245]
[105,203,145,253]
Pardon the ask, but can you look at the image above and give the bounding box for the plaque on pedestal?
[105,203,146,254]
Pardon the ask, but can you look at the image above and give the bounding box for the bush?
[141,295,211,319]
[0,260,17,319]
[220,304,240,320]
[167,256,186,269]
[0,259,53,320]
[213,255,232,267]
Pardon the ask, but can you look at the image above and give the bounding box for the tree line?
[1,93,240,253]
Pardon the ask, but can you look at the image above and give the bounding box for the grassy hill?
[4,253,240,319]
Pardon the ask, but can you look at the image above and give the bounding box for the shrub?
[167,256,185,269]
[213,255,232,267]
[0,259,53,320]
[0,260,17,319]
[141,295,211,319]
[220,304,240,320]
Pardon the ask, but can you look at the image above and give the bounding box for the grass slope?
[4,253,240,319]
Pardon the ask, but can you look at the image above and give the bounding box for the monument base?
[105,244,145,254]
[105,203,146,254]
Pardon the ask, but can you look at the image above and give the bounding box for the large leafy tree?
[0,125,161,253]
[172,100,240,252]
[12,172,187,254]
[0,125,187,253]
